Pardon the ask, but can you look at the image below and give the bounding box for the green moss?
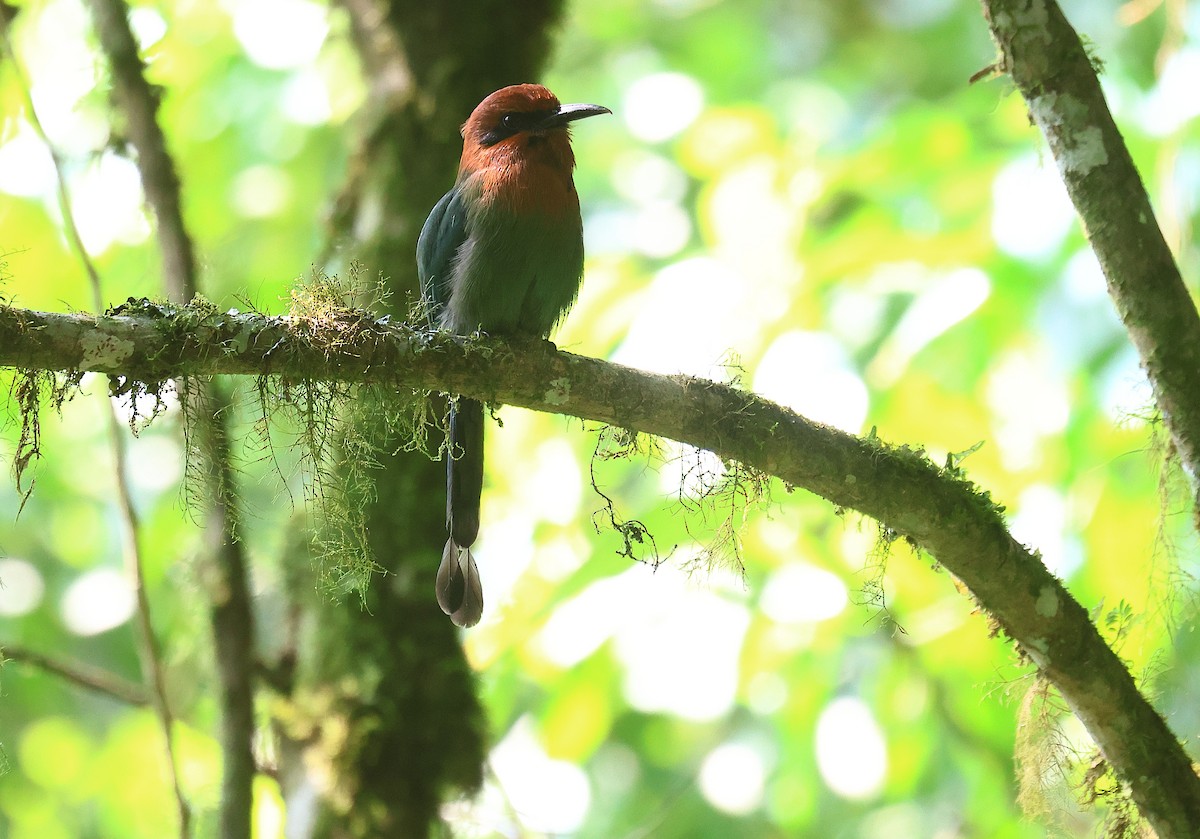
[4,367,83,513]
[256,265,432,600]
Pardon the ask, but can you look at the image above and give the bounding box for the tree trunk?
[273,2,565,836]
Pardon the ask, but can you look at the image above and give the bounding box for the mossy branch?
[1,295,1197,833]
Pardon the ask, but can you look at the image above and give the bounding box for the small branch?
[2,644,151,706]
[0,19,191,836]
[107,402,193,838]
[1,300,1196,832]
[978,0,1200,537]
[207,473,256,839]
[86,0,197,301]
[185,381,257,839]
[0,18,104,307]
[84,3,257,836]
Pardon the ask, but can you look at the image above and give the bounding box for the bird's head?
[459,84,610,176]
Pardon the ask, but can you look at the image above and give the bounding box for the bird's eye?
[500,113,520,130]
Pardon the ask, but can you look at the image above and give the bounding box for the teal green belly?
[445,209,585,338]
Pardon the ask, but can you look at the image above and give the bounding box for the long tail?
[435,397,484,627]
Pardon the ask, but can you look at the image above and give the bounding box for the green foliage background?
[1,0,1198,836]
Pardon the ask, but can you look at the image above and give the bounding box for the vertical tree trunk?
[275,2,564,836]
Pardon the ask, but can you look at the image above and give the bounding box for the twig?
[0,19,192,838]
[85,0,196,301]
[2,644,151,706]
[0,24,102,299]
[108,408,193,823]
[188,381,257,839]
[84,1,257,835]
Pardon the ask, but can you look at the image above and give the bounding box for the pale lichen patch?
[1009,0,1051,46]
[545,377,571,406]
[1062,125,1108,175]
[80,331,134,370]
[1035,585,1059,618]
[1029,92,1109,177]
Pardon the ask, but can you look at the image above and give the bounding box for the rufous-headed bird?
[418,84,610,627]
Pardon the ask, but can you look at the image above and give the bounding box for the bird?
[417,84,610,627]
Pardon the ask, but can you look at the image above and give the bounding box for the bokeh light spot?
[754,331,868,432]
[746,671,789,715]
[0,558,45,617]
[231,164,292,218]
[991,156,1075,259]
[699,741,767,815]
[1010,484,1083,578]
[613,257,745,377]
[230,0,329,70]
[61,568,135,636]
[0,131,57,198]
[815,697,887,800]
[491,716,591,834]
[1136,47,1200,136]
[19,717,90,790]
[72,152,152,254]
[761,563,848,624]
[128,7,168,49]
[617,580,750,721]
[623,72,705,142]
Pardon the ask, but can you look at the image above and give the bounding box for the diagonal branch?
[977,0,1200,533]
[0,18,191,836]
[2,643,152,706]
[86,0,197,301]
[84,3,257,836]
[2,300,1198,834]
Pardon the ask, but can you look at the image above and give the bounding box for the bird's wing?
[416,186,468,321]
